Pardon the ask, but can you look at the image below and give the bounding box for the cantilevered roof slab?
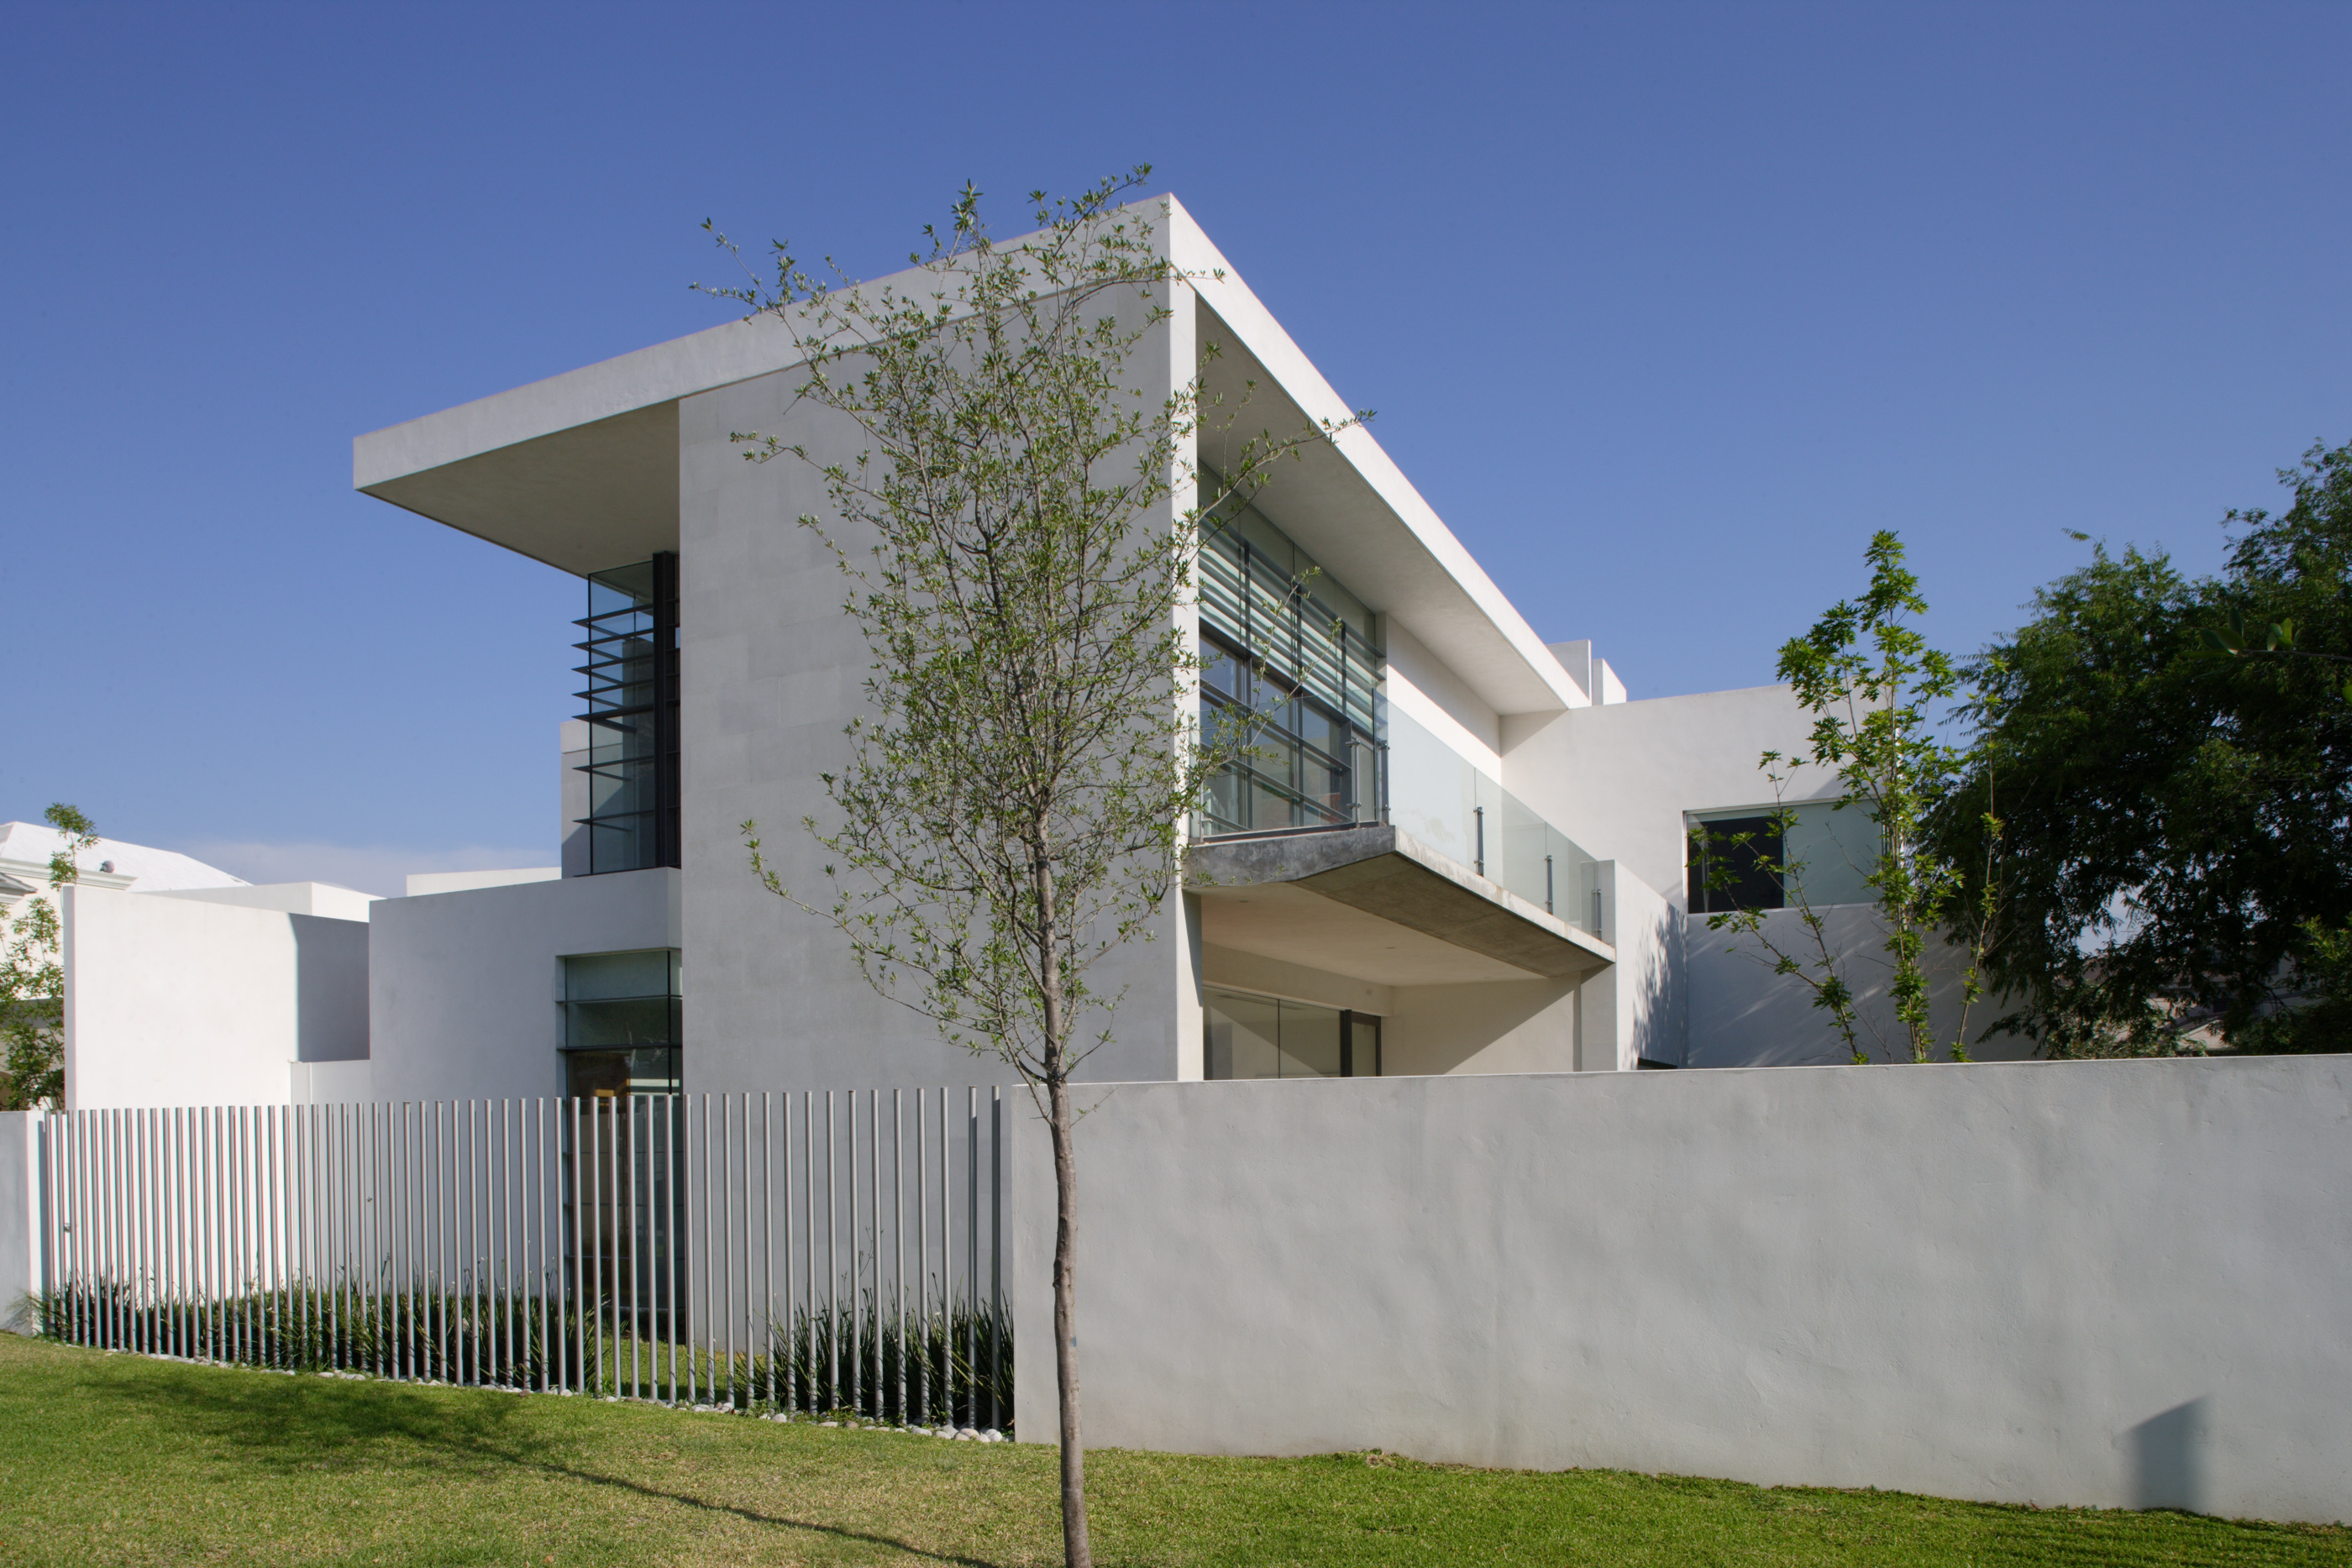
[360,402,680,576]
[1186,825,1613,986]
[351,199,1593,724]
[353,308,803,576]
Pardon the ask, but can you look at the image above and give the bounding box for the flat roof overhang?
[351,201,1591,721]
[352,308,806,577]
[360,401,680,576]
[1186,824,1613,987]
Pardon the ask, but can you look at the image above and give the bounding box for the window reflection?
[1194,485,1382,838]
[1203,986,1381,1079]
[561,948,682,1094]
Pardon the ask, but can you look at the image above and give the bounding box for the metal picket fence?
[34,1089,1011,1432]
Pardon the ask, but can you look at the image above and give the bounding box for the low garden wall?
[1012,1055,2352,1523]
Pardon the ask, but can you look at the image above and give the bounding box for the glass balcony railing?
[1383,707,1605,936]
[1483,774,1604,936]
[1192,690,1609,938]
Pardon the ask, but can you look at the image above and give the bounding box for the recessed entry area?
[1204,984,1381,1080]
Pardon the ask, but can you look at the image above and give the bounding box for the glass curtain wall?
[1197,485,1383,836]
[575,554,680,873]
[1203,985,1382,1079]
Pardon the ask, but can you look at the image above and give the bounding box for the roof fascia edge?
[1164,198,1583,715]
[353,213,1152,492]
[352,310,813,492]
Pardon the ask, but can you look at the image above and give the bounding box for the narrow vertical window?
[575,553,680,873]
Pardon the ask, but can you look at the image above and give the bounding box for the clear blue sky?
[4,3,2347,894]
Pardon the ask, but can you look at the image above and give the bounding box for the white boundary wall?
[1014,1056,2352,1523]
[0,1112,35,1332]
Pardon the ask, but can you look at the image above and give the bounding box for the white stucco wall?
[1503,684,1827,907]
[61,886,370,1110]
[1383,978,1577,1074]
[147,883,380,920]
[1013,1056,2352,1523]
[403,868,558,897]
[559,718,592,878]
[1501,685,2031,1068]
[0,1112,36,1331]
[367,868,679,1102]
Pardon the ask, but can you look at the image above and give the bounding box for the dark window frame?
[560,948,683,1096]
[574,553,681,874]
[1688,814,1786,914]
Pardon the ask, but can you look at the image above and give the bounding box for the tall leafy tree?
[707,174,1352,1568]
[2,804,97,1109]
[1935,438,2352,1054]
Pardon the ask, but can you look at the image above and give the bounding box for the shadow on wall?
[1627,897,1686,1067]
[1385,976,1578,1076]
[291,914,369,1064]
[2129,1398,2209,1514]
[1684,904,2034,1067]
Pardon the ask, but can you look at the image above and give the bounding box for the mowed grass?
[0,1335,2343,1567]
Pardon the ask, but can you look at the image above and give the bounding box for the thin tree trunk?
[1037,857,1092,1568]
[1047,1070,1090,1568]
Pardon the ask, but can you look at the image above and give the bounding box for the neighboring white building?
[0,821,249,907]
[0,826,378,1106]
[55,197,2019,1110]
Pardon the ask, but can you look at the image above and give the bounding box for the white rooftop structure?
[0,821,248,902]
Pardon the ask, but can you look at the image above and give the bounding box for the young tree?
[2,804,98,1109]
[706,173,1353,1568]
[1694,533,2000,1062]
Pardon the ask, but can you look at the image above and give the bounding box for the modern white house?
[23,200,2347,1533]
[52,197,2018,1113]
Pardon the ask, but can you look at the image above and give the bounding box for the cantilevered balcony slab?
[1185,824,1613,986]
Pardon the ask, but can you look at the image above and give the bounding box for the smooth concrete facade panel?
[367,868,680,1102]
[1013,1056,2352,1524]
[676,290,1197,1094]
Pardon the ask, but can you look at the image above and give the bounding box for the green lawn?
[0,1334,2341,1566]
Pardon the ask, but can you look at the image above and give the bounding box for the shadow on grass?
[76,1356,1011,1567]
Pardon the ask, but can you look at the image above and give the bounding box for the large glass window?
[1203,985,1381,1079]
[1196,489,1382,837]
[1688,803,1878,913]
[575,554,680,873]
[562,949,682,1096]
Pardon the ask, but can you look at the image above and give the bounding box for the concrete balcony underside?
[1185,824,1614,987]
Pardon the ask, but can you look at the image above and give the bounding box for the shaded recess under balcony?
[1186,824,1614,987]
